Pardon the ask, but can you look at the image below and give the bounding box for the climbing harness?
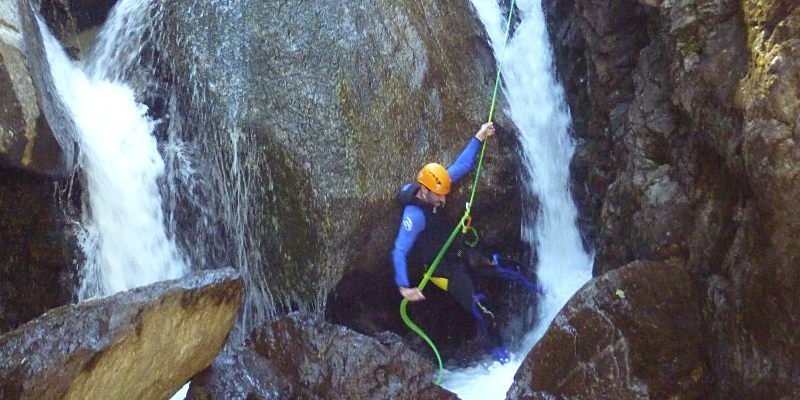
[399,0,517,385]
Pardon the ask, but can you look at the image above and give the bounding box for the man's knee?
[458,247,493,269]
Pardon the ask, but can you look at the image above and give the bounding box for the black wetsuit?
[394,182,505,348]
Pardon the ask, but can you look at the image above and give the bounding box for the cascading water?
[37,0,188,299]
[441,0,593,398]
[153,0,279,341]
[42,0,279,341]
[38,1,191,397]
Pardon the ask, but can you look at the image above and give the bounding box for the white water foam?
[38,2,191,397]
[441,0,593,398]
[38,0,187,299]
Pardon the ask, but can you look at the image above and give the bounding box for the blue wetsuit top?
[392,137,482,287]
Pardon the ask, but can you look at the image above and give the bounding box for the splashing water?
[441,0,593,398]
[44,0,280,341]
[37,0,188,300]
[152,0,279,340]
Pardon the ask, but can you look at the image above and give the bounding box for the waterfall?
[37,0,188,299]
[441,0,593,397]
[39,0,278,341]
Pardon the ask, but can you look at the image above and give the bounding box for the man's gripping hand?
[399,286,426,302]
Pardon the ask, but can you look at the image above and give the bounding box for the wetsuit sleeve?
[447,137,482,183]
[391,205,426,287]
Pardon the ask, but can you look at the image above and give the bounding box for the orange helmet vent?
[417,163,451,195]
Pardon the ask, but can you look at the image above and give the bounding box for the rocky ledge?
[188,312,457,400]
[0,268,242,400]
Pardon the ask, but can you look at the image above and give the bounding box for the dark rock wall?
[544,0,800,397]
[37,0,117,41]
[544,0,652,258]
[716,2,800,397]
[0,0,90,334]
[0,169,75,334]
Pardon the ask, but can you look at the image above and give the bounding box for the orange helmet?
[417,163,451,195]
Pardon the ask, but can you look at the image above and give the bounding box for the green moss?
[336,78,369,195]
[680,40,703,56]
[336,79,356,126]
[357,171,368,194]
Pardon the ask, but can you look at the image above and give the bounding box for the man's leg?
[442,261,508,363]
[459,248,543,294]
[438,262,472,309]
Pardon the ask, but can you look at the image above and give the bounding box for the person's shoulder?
[400,204,425,232]
[396,182,420,205]
[402,203,425,218]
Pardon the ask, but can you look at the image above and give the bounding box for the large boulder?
[0,268,242,400]
[152,0,524,335]
[4,0,526,361]
[188,312,457,400]
[509,261,709,399]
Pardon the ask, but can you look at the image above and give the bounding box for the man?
[391,121,513,363]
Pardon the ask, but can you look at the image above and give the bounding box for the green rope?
[400,0,516,385]
[399,212,468,384]
[470,0,517,208]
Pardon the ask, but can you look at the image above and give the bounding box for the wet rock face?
[156,0,524,311]
[544,0,653,253]
[188,312,457,400]
[0,0,76,177]
[37,0,117,44]
[509,261,710,399]
[0,0,84,334]
[0,268,242,400]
